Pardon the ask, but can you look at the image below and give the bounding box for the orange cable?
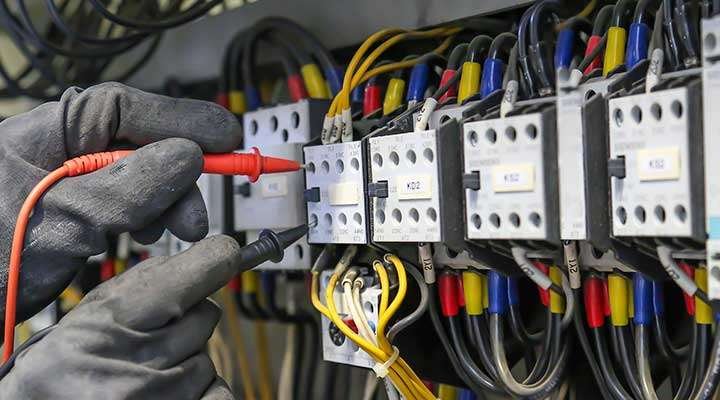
[2,149,301,361]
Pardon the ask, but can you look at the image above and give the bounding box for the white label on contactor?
[328,182,360,205]
[491,164,535,192]
[397,175,433,200]
[637,147,681,181]
[261,175,288,198]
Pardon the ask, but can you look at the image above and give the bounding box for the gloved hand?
[0,82,241,327]
[0,235,243,399]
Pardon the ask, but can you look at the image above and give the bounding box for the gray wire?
[387,261,429,341]
[636,325,660,400]
[693,329,720,400]
[488,276,573,398]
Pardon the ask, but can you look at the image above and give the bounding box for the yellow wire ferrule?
[241,270,259,295]
[462,271,484,316]
[458,61,481,104]
[438,384,458,400]
[228,90,246,114]
[383,77,406,116]
[608,274,629,326]
[301,63,330,99]
[695,267,712,325]
[549,266,565,314]
[603,26,627,76]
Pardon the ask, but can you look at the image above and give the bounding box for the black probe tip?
[236,224,309,270]
[259,224,309,263]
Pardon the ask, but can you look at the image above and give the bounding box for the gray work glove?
[0,82,241,326]
[0,235,243,399]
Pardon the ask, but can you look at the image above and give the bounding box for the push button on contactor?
[304,187,321,203]
[368,180,389,198]
[463,171,481,190]
[608,156,626,179]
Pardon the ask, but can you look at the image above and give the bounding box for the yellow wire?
[331,26,460,118]
[329,28,407,117]
[324,273,416,399]
[377,255,435,399]
[374,260,391,316]
[254,321,273,400]
[312,266,434,400]
[339,27,460,114]
[556,0,597,31]
[218,288,257,400]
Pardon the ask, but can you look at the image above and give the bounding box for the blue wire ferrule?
[488,271,508,315]
[481,57,504,98]
[406,63,430,103]
[633,274,652,325]
[260,271,275,298]
[651,281,664,316]
[326,66,344,96]
[352,82,366,104]
[245,86,261,111]
[459,389,477,400]
[626,22,650,69]
[554,28,576,70]
[507,276,520,306]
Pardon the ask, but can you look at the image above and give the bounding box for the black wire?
[427,284,487,397]
[693,328,720,400]
[469,314,501,381]
[446,43,469,70]
[615,325,645,400]
[578,33,608,72]
[675,322,699,399]
[664,0,684,69]
[43,0,150,45]
[447,316,503,393]
[594,5,616,35]
[524,309,553,383]
[488,32,518,60]
[633,0,654,24]
[465,34,493,63]
[590,327,632,399]
[612,0,639,27]
[507,303,539,368]
[87,0,221,31]
[652,314,683,390]
[691,324,711,396]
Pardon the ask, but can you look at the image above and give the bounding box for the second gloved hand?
[0,235,244,400]
[0,82,242,328]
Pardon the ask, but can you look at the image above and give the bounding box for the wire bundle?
[0,0,227,100]
[218,17,341,114]
[310,246,435,400]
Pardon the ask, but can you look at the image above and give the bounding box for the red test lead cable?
[3,147,300,361]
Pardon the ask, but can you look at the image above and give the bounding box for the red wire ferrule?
[438,69,458,103]
[583,35,603,75]
[288,74,308,102]
[363,84,383,117]
[438,273,459,317]
[584,277,605,328]
[532,261,550,306]
[678,262,696,316]
[215,93,229,109]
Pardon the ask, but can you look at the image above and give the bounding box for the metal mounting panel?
[463,111,559,241]
[304,141,369,244]
[320,270,380,368]
[368,130,442,242]
[608,86,704,239]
